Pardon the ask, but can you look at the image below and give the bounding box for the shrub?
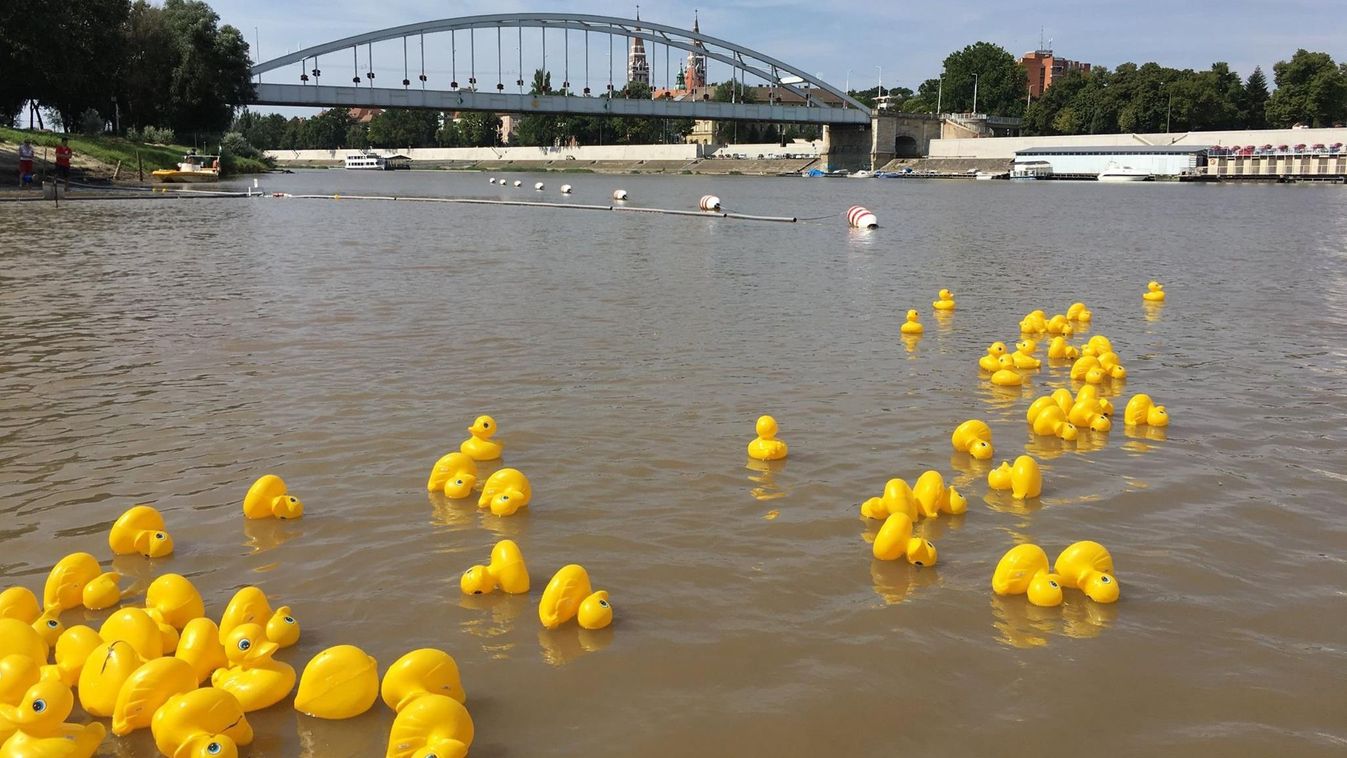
[220,131,261,159]
[78,109,105,135]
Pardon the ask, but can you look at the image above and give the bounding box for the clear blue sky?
[216,0,1345,100]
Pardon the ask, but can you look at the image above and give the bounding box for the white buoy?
[489,177,496,184]
[534,182,545,191]
[612,189,629,201]
[560,184,573,194]
[513,180,522,187]
[846,205,878,229]
[699,194,722,211]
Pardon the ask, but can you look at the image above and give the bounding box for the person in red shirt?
[55,137,73,187]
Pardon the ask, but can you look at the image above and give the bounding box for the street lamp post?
[876,65,883,98]
[936,75,943,115]
[972,73,979,115]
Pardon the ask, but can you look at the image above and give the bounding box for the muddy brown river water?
[2,172,1346,757]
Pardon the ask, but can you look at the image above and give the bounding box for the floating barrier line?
[279,193,797,222]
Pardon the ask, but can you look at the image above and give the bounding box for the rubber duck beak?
[247,640,280,663]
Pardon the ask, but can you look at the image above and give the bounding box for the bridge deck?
[252,83,871,125]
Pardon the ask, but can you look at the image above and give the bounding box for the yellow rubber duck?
[150,688,254,758]
[476,468,532,517]
[459,415,502,461]
[1069,355,1101,382]
[99,608,163,661]
[243,474,304,520]
[911,470,946,518]
[987,461,1012,491]
[1010,455,1042,499]
[210,623,296,712]
[1047,336,1078,360]
[77,572,121,612]
[990,355,1023,387]
[145,574,205,631]
[51,626,102,687]
[1054,541,1120,603]
[426,452,478,499]
[1084,335,1113,356]
[932,288,956,310]
[871,513,938,566]
[1143,280,1165,302]
[859,478,916,521]
[0,590,39,625]
[174,618,226,683]
[992,544,1063,607]
[978,341,1007,372]
[0,680,106,757]
[1019,310,1047,334]
[746,415,788,461]
[1027,404,1079,441]
[0,655,40,708]
[1011,340,1042,369]
[539,565,612,631]
[1068,399,1113,432]
[42,554,100,612]
[460,539,530,595]
[0,620,47,672]
[31,610,62,648]
[108,505,174,558]
[266,607,300,649]
[1045,313,1073,335]
[219,587,288,645]
[1124,394,1169,427]
[899,309,924,335]
[381,649,465,713]
[385,693,474,758]
[1066,301,1092,322]
[951,419,994,460]
[77,641,145,718]
[294,644,379,720]
[111,657,197,736]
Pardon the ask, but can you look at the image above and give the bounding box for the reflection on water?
[900,334,921,354]
[745,458,787,501]
[4,173,1346,756]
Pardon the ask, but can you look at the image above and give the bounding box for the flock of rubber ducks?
[750,282,1174,613]
[1,474,475,757]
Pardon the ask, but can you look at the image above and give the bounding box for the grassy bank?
[0,127,270,176]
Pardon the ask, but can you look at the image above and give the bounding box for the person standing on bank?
[17,139,34,187]
[55,137,73,188]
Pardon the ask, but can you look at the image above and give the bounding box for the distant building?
[627,11,650,86]
[348,107,383,124]
[686,12,707,90]
[1021,50,1091,99]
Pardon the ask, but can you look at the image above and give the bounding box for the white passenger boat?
[1097,162,1152,182]
[344,151,411,170]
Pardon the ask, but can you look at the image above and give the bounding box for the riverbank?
[0,127,270,182]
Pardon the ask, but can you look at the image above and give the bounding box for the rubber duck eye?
[31,699,45,712]
[482,422,489,428]
[155,532,166,540]
[288,497,297,503]
[237,639,252,651]
[47,619,58,628]
[913,561,924,566]
[1100,576,1111,583]
[599,600,610,607]
[501,496,509,501]
[455,479,463,485]
[284,616,295,624]
[207,743,222,755]
[1049,581,1059,588]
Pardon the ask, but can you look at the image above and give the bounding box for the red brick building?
[1021,50,1091,99]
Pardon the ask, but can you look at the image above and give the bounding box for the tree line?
[1,0,253,137]
[850,42,1347,135]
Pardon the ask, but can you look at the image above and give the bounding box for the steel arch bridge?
[248,13,871,125]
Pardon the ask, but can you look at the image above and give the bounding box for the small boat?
[345,151,411,170]
[803,168,849,178]
[1097,162,1153,182]
[151,154,220,183]
[1011,160,1053,181]
[975,171,1009,181]
[847,170,873,179]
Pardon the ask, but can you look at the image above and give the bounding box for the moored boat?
[151,154,220,183]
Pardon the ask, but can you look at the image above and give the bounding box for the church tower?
[627,7,650,86]
[685,11,707,90]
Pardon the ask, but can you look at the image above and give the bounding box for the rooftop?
[1016,145,1211,155]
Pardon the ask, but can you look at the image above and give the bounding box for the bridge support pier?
[870,113,942,170]
[821,123,872,172]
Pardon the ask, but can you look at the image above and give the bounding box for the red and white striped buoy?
[847,205,878,229]
[699,194,722,211]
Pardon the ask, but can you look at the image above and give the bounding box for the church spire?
[685,10,707,90]
[626,4,649,86]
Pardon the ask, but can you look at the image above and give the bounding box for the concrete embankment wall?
[930,127,1347,159]
[878,157,1012,174]
[267,144,703,165]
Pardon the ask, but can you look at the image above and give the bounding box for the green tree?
[456,112,502,146]
[345,123,368,149]
[366,108,439,147]
[1265,50,1347,127]
[514,70,562,146]
[10,0,132,129]
[233,111,287,149]
[1243,66,1270,128]
[933,42,1028,117]
[304,108,352,149]
[160,0,254,135]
